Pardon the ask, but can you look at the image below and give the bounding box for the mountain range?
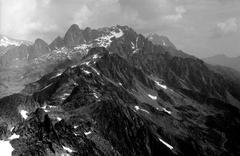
[203,54,240,72]
[0,24,240,156]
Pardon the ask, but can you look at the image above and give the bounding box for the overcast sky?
[0,0,240,58]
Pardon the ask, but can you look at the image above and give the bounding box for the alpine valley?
[0,24,240,156]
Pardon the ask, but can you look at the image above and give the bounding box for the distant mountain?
[0,38,51,67]
[203,54,240,72]
[0,34,31,47]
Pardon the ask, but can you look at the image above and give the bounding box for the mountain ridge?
[203,54,240,72]
[0,24,240,155]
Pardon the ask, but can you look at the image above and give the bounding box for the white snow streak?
[84,131,92,135]
[92,54,99,59]
[74,125,78,129]
[8,134,20,140]
[148,94,157,100]
[62,146,74,153]
[163,108,172,115]
[83,70,91,74]
[163,41,166,46]
[90,67,100,75]
[158,138,174,150]
[51,72,62,79]
[134,106,150,114]
[93,92,99,99]
[155,81,167,89]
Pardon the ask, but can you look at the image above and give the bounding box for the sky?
[0,0,240,58]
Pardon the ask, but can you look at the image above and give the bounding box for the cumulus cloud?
[217,18,238,34]
[164,6,186,22]
[1,0,240,57]
[0,0,62,41]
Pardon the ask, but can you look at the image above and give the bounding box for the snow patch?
[74,125,78,129]
[81,61,90,66]
[155,81,167,89]
[93,92,99,99]
[112,29,124,38]
[131,42,135,49]
[0,140,14,156]
[60,93,70,100]
[90,67,100,75]
[41,104,51,112]
[163,108,172,115]
[136,36,139,47]
[95,28,124,48]
[84,131,92,135]
[0,132,21,155]
[10,127,14,132]
[158,138,174,150]
[163,41,166,46]
[92,54,100,59]
[20,110,28,119]
[74,132,80,136]
[49,105,57,108]
[57,117,62,121]
[51,72,62,79]
[74,43,92,51]
[134,106,150,114]
[8,133,20,140]
[134,106,140,111]
[83,70,91,74]
[132,49,139,54]
[62,146,74,153]
[148,94,157,100]
[71,65,77,68]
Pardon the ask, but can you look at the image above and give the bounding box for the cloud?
[164,6,186,22]
[1,0,240,58]
[0,0,62,41]
[216,18,238,34]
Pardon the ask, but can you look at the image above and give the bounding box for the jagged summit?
[50,24,126,51]
[0,34,31,47]
[34,38,48,47]
[49,36,64,50]
[64,24,85,47]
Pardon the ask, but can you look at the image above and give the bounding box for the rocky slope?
[0,24,240,156]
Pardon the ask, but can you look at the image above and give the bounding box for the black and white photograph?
[0,0,240,155]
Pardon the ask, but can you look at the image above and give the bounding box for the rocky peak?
[64,24,85,47]
[34,38,48,48]
[147,33,176,50]
[28,38,50,59]
[49,36,64,50]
